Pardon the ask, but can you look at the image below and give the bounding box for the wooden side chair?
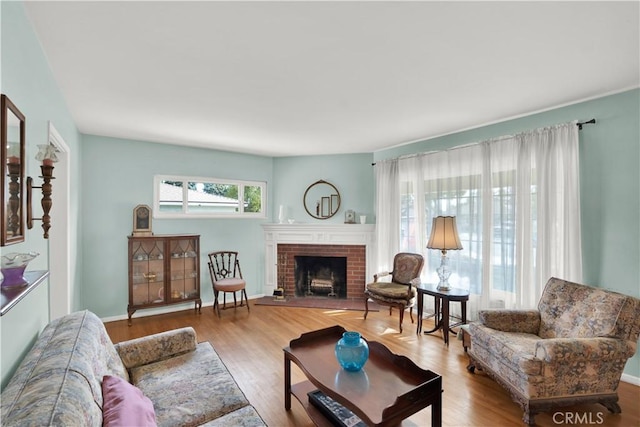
[364,252,424,332]
[207,251,250,317]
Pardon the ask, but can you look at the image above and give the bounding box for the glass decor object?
[1,251,38,287]
[335,331,369,372]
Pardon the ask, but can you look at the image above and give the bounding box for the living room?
[1,1,639,426]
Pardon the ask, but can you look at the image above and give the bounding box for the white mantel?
[261,223,375,296]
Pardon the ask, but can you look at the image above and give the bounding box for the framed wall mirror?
[303,180,341,219]
[1,95,26,246]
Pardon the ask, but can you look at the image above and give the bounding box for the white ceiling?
[24,1,639,157]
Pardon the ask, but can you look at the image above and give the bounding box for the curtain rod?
[372,118,598,166]
[577,118,596,130]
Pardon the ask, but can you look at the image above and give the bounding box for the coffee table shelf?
[284,325,442,427]
[290,381,339,427]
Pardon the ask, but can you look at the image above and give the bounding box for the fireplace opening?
[294,256,347,298]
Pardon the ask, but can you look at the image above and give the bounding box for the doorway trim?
[47,122,71,320]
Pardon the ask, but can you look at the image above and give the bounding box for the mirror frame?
[303,180,341,220]
[1,95,26,246]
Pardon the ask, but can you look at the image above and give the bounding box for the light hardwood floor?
[105,303,640,427]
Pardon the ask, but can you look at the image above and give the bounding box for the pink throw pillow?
[102,375,157,427]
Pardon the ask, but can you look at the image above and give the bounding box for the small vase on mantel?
[335,331,369,372]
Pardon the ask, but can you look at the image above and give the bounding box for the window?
[153,175,266,218]
[380,121,581,316]
[399,172,533,296]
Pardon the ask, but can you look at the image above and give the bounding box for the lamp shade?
[426,216,463,250]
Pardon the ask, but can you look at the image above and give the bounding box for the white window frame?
[153,175,267,219]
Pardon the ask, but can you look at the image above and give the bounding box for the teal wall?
[272,154,374,224]
[81,135,275,318]
[79,140,373,319]
[375,89,640,378]
[0,1,83,389]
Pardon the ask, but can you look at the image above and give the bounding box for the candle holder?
[27,144,58,239]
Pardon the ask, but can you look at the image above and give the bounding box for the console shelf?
[1,270,49,316]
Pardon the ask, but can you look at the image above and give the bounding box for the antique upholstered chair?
[468,277,640,426]
[364,252,424,332]
[207,251,250,317]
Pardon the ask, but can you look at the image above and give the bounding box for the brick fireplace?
[278,244,366,299]
[262,224,375,299]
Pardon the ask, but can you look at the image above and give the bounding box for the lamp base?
[436,282,451,291]
[435,252,452,291]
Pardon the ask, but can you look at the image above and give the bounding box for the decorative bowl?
[1,251,39,287]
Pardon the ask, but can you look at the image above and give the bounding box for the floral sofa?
[468,277,640,426]
[0,310,265,427]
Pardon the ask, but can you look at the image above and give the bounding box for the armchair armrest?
[115,327,197,369]
[535,337,634,362]
[373,271,391,282]
[479,309,541,334]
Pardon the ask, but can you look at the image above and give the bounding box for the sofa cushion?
[538,278,628,339]
[102,375,157,427]
[116,327,197,369]
[478,309,540,334]
[470,324,542,376]
[130,342,251,427]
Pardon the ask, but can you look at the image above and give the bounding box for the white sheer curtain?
[374,159,400,273]
[374,122,582,319]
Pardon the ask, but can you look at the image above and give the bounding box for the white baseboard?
[100,294,265,324]
[621,373,640,386]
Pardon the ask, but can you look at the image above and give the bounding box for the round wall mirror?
[303,180,341,220]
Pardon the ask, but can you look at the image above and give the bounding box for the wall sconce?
[27,144,58,238]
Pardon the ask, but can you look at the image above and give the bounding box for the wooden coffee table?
[284,325,442,427]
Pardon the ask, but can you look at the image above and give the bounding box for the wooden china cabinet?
[127,234,201,324]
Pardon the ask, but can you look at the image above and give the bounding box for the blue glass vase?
[335,331,369,372]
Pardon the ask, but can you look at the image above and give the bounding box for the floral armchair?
[468,277,640,426]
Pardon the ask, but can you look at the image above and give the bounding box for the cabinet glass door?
[169,238,198,301]
[131,240,165,305]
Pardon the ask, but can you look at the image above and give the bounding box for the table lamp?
[426,216,463,291]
